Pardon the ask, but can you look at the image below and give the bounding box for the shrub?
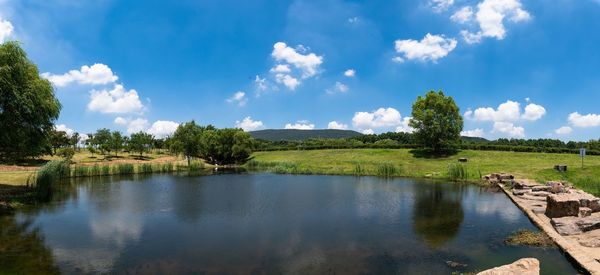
[56,147,75,162]
[376,162,396,177]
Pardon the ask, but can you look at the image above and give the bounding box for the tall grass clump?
[188,161,205,171]
[115,164,134,175]
[448,163,468,181]
[273,162,299,174]
[35,160,71,200]
[73,166,89,177]
[354,162,366,176]
[376,162,396,177]
[139,163,153,174]
[160,162,174,173]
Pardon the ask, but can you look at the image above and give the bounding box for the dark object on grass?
[458,158,468,162]
[554,165,568,172]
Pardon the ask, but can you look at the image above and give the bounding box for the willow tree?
[409,91,463,154]
[0,42,61,160]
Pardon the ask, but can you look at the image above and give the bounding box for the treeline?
[254,132,600,155]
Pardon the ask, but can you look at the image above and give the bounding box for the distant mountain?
[250,129,363,141]
[461,136,489,143]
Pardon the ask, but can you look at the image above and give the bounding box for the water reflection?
[412,183,464,248]
[0,216,59,274]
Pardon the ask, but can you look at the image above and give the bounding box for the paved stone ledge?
[499,182,600,274]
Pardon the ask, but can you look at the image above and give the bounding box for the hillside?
[249,129,363,141]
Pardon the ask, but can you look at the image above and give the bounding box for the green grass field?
[249,149,600,195]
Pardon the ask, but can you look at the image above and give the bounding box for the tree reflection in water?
[0,215,59,274]
[412,183,464,248]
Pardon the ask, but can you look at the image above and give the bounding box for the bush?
[35,160,70,200]
[56,147,75,162]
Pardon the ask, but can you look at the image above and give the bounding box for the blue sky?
[1,0,600,140]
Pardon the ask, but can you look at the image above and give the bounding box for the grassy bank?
[249,149,600,195]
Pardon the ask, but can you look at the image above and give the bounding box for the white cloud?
[395,117,414,133]
[555,126,573,135]
[126,118,149,134]
[326,81,348,94]
[394,33,457,62]
[114,117,127,125]
[0,17,13,43]
[236,117,265,131]
[285,121,315,130]
[146,120,179,138]
[362,129,374,135]
[458,0,531,44]
[461,128,485,138]
[327,121,348,130]
[568,112,600,128]
[270,64,291,73]
[275,73,300,90]
[55,124,75,137]
[41,63,118,87]
[87,84,144,114]
[430,0,454,12]
[464,100,521,122]
[344,69,355,77]
[522,103,546,121]
[271,42,323,78]
[492,122,525,138]
[348,17,359,23]
[451,6,474,23]
[352,107,402,130]
[227,91,247,106]
[255,75,268,92]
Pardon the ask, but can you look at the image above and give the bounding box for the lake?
[1,173,580,274]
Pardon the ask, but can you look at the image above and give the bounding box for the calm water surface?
[1,173,580,274]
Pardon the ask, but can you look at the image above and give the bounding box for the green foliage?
[34,160,70,200]
[111,131,124,156]
[0,41,61,160]
[409,91,463,154]
[49,129,70,155]
[188,161,205,171]
[56,147,75,162]
[376,162,397,177]
[129,132,154,156]
[448,163,469,181]
[249,129,362,141]
[170,121,206,164]
[354,162,366,176]
[115,164,134,174]
[93,128,112,155]
[139,163,153,174]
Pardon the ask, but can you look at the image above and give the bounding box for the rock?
[530,191,551,197]
[532,185,552,192]
[579,207,592,217]
[545,194,580,218]
[551,217,583,235]
[546,181,567,194]
[498,173,514,180]
[579,238,600,248]
[513,189,530,196]
[477,258,539,275]
[513,179,537,189]
[575,217,600,232]
[446,260,468,268]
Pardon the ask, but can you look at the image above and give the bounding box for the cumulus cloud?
[461,128,485,138]
[450,6,474,23]
[146,120,179,138]
[327,121,348,130]
[555,126,573,135]
[492,122,524,138]
[568,112,600,128]
[394,33,457,62]
[522,103,546,121]
[362,129,374,135]
[55,124,75,137]
[352,107,402,131]
[235,117,265,131]
[285,121,315,130]
[227,91,247,106]
[326,81,348,94]
[456,0,531,44]
[114,117,127,125]
[270,64,291,73]
[126,118,149,134]
[0,17,13,43]
[271,42,323,78]
[87,84,144,114]
[41,63,119,87]
[395,117,415,133]
[430,0,454,12]
[464,100,545,122]
[344,69,355,77]
[274,73,300,90]
[255,75,268,92]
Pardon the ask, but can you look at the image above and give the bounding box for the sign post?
[580,148,586,169]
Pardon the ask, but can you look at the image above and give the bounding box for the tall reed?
[35,160,70,200]
[448,163,468,181]
[376,162,396,177]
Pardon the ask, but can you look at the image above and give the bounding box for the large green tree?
[409,91,463,154]
[129,132,154,157]
[170,121,204,165]
[0,42,61,160]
